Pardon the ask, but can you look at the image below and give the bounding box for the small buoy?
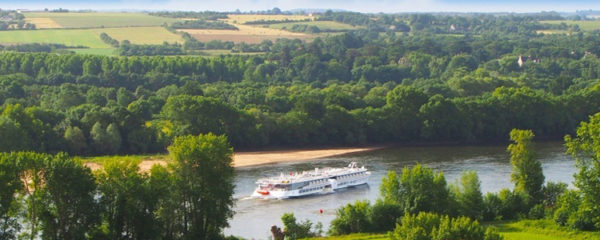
[319,209,323,214]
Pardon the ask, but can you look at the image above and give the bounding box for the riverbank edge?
[83,145,385,171]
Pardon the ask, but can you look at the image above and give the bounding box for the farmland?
[0,26,183,48]
[179,23,313,43]
[23,12,179,28]
[541,20,600,31]
[226,14,314,24]
[268,20,362,32]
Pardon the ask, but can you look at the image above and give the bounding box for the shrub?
[370,200,403,232]
[329,200,372,235]
[553,189,581,226]
[391,212,503,240]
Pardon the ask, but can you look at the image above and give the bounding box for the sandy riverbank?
[84,146,382,171]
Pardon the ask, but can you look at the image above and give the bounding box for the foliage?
[0,153,23,239]
[508,129,544,205]
[168,133,235,240]
[391,212,502,240]
[38,153,99,240]
[329,200,372,235]
[564,112,600,230]
[398,164,449,215]
[280,213,320,240]
[450,171,484,220]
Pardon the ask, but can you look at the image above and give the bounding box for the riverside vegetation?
[272,125,600,239]
[1,10,600,240]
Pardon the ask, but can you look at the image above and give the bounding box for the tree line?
[0,133,238,240]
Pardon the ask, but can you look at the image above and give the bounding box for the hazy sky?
[2,0,599,13]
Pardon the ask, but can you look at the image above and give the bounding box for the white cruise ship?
[252,162,371,199]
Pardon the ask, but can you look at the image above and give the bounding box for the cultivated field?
[0,26,183,48]
[541,20,600,31]
[226,14,314,24]
[269,20,362,31]
[23,12,179,29]
[180,23,313,44]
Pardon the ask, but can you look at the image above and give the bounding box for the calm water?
[225,142,575,239]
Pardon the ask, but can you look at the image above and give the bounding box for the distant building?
[518,55,540,67]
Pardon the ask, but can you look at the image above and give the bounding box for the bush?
[370,200,403,232]
[482,192,502,221]
[391,212,503,240]
[281,213,319,240]
[498,188,527,220]
[329,200,372,235]
[528,204,545,219]
[553,190,581,227]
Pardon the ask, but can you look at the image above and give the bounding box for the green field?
[541,20,600,31]
[0,27,183,49]
[298,219,600,240]
[495,219,600,240]
[24,12,179,29]
[269,21,361,31]
[301,233,388,240]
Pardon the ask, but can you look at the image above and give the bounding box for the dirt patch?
[25,18,62,29]
[180,23,313,44]
[233,147,380,167]
[84,147,381,171]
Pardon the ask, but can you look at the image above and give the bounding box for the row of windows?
[299,186,324,193]
[309,179,327,185]
[339,180,359,186]
[338,172,365,179]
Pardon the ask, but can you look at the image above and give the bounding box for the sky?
[1,0,599,13]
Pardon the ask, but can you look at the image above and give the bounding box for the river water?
[225,142,575,239]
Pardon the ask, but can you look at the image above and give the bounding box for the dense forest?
[1,20,600,155]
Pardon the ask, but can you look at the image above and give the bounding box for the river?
[225,141,575,239]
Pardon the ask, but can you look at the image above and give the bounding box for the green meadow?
[0,26,183,49]
[23,12,179,28]
[541,20,600,31]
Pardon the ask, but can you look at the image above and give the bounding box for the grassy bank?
[299,219,600,240]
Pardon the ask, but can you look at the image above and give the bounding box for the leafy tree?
[0,153,23,239]
[64,126,87,154]
[370,200,403,232]
[329,200,372,235]
[38,154,99,240]
[564,112,600,230]
[380,171,401,204]
[508,129,544,205]
[450,171,484,220]
[168,133,234,240]
[90,122,109,154]
[95,158,161,240]
[399,164,449,214]
[280,213,319,240]
[106,123,121,154]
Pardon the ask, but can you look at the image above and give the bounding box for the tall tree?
[0,153,23,239]
[451,171,484,220]
[95,158,160,240]
[565,113,600,230]
[168,133,235,240]
[38,154,99,240]
[508,129,544,204]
